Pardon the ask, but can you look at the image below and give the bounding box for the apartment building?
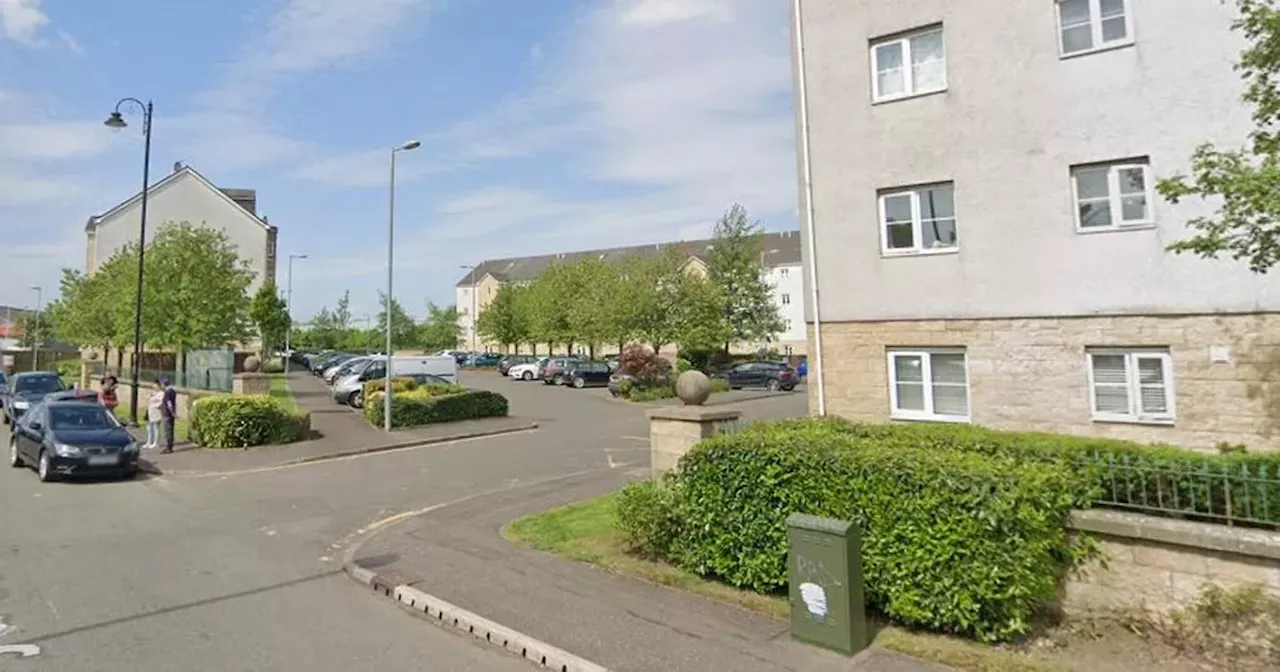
[792,0,1280,450]
[457,232,806,355]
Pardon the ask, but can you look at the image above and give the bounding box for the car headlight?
[53,443,83,458]
[122,441,139,454]
[13,400,29,410]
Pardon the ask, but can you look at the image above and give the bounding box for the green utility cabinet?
[786,513,868,655]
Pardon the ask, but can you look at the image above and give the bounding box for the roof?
[85,166,271,233]
[456,230,802,287]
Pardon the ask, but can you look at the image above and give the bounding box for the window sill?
[872,87,947,106]
[1076,223,1156,235]
[881,247,959,259]
[1060,40,1135,61]
[1091,416,1176,427]
[891,412,971,424]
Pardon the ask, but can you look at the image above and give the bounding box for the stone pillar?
[233,372,271,395]
[648,406,742,478]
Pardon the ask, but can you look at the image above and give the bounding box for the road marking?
[621,435,649,442]
[0,617,40,659]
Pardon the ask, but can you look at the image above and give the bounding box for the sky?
[0,0,799,324]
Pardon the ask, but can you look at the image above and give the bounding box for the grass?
[112,404,190,443]
[268,373,298,413]
[504,493,1064,672]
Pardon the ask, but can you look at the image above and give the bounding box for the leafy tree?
[674,274,731,353]
[308,307,343,349]
[707,204,785,348]
[528,264,576,352]
[1157,0,1280,272]
[16,310,54,350]
[420,302,463,352]
[476,284,532,352]
[617,249,689,352]
[377,292,418,352]
[144,222,254,352]
[49,268,120,352]
[249,282,291,358]
[334,290,352,332]
[566,257,622,359]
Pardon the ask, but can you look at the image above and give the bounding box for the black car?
[541,357,583,386]
[497,355,537,376]
[715,361,798,392]
[0,370,7,409]
[563,361,612,389]
[310,352,353,375]
[8,400,140,482]
[2,371,67,425]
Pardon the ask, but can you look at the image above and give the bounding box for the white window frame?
[1071,161,1155,233]
[1086,349,1176,424]
[870,26,947,103]
[781,293,791,305]
[887,348,971,423]
[1056,0,1135,58]
[878,184,959,256]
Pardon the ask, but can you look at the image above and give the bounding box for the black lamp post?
[104,98,153,426]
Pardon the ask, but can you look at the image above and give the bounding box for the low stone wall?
[1063,509,1280,615]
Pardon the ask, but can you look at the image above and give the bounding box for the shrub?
[360,376,464,400]
[622,418,1094,642]
[675,357,693,373]
[55,360,81,378]
[618,344,670,383]
[191,395,310,448]
[623,377,729,402]
[262,359,284,374]
[615,480,681,558]
[363,388,508,428]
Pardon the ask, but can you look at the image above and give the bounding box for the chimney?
[221,188,257,215]
[173,161,184,173]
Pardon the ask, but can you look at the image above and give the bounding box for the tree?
[377,292,418,352]
[419,302,462,352]
[334,290,352,332]
[476,284,532,352]
[249,282,291,358]
[565,257,622,359]
[1157,0,1280,272]
[707,204,785,348]
[49,268,120,352]
[308,307,342,349]
[16,310,54,350]
[617,249,689,352]
[143,222,254,353]
[528,264,576,352]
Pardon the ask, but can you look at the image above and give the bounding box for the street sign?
[786,513,868,655]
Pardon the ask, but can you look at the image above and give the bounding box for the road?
[0,371,806,671]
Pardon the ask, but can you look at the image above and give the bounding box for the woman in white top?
[145,387,165,449]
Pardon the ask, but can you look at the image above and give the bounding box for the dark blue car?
[8,400,140,482]
[1,371,67,426]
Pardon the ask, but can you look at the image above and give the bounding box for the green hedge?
[262,359,284,373]
[55,360,82,378]
[625,378,730,402]
[361,376,463,400]
[363,388,508,428]
[190,395,310,448]
[619,418,1095,642]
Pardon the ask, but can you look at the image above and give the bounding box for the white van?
[331,355,459,407]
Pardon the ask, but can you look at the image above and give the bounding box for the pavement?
[0,367,942,671]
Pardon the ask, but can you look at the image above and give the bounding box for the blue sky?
[0,0,798,323]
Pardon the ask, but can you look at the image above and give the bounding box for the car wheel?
[573,377,586,389]
[522,371,533,381]
[767,379,780,392]
[9,439,22,468]
[351,390,364,409]
[37,451,56,482]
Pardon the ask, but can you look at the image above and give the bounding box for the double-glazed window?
[1072,160,1153,231]
[879,184,957,255]
[887,349,970,422]
[1057,0,1133,56]
[1087,349,1175,423]
[871,27,946,102]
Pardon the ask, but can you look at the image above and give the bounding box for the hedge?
[190,395,310,448]
[625,378,730,402]
[618,418,1096,642]
[361,376,464,401]
[363,388,508,428]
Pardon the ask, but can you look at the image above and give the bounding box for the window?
[887,349,970,422]
[781,293,792,305]
[879,184,958,255]
[871,27,946,102]
[1058,0,1133,57]
[1088,349,1175,423]
[779,268,790,278]
[1072,160,1153,231]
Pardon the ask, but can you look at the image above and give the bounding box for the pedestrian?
[797,358,808,383]
[98,374,119,417]
[144,383,165,450]
[159,377,177,454]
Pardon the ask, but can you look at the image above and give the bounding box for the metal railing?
[86,362,233,392]
[1080,451,1280,530]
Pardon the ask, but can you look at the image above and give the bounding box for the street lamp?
[460,264,478,354]
[30,285,42,371]
[284,253,309,374]
[385,139,421,432]
[104,97,154,426]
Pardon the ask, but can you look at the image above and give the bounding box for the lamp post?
[460,264,478,354]
[30,285,42,371]
[284,254,308,374]
[385,139,421,432]
[104,98,154,426]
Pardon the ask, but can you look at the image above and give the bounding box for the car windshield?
[48,405,118,430]
[14,376,64,394]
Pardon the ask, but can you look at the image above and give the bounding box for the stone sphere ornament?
[243,356,262,373]
[675,370,712,406]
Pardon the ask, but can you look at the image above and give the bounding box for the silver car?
[324,356,371,384]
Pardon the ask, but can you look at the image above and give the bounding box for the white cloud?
[0,171,81,206]
[617,0,734,26]
[0,121,113,160]
[57,29,82,54]
[0,0,48,45]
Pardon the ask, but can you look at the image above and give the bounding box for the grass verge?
[268,373,298,413]
[504,493,1065,672]
[112,403,190,443]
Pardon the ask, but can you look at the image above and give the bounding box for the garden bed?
[362,377,508,429]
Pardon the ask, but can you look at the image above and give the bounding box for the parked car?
[468,353,503,368]
[542,357,584,386]
[498,355,537,376]
[0,370,7,409]
[8,399,139,482]
[310,352,354,375]
[714,361,798,392]
[2,371,67,426]
[333,355,458,407]
[324,356,371,384]
[508,357,548,381]
[563,361,612,389]
[44,389,100,404]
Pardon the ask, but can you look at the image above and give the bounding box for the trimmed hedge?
[363,387,508,428]
[190,395,310,448]
[618,418,1096,642]
[624,378,730,402]
[361,376,464,401]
